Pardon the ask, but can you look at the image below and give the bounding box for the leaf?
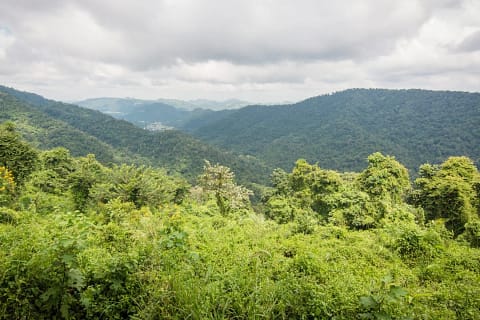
[40,287,58,302]
[389,286,408,299]
[61,254,75,265]
[60,301,70,319]
[67,268,85,290]
[381,275,393,286]
[359,295,378,309]
[358,313,374,319]
[374,310,392,320]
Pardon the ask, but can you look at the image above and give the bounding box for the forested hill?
[0,86,271,184]
[0,91,128,164]
[76,97,237,130]
[192,88,480,173]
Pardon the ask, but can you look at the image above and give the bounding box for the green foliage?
[0,122,38,185]
[264,156,416,231]
[290,159,344,215]
[412,156,480,235]
[458,219,480,247]
[0,207,18,224]
[198,161,253,215]
[0,166,15,206]
[69,154,107,211]
[264,195,296,223]
[270,167,290,195]
[0,85,272,186]
[91,164,188,209]
[193,88,480,173]
[389,225,443,262]
[358,276,411,320]
[328,189,378,229]
[0,123,479,319]
[0,211,90,318]
[358,152,410,204]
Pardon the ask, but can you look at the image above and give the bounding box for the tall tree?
[358,152,410,205]
[0,122,38,185]
[198,161,252,215]
[412,156,480,235]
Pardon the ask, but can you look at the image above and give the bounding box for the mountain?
[0,85,271,185]
[191,88,480,173]
[73,97,145,115]
[0,90,130,164]
[76,97,237,130]
[155,98,252,110]
[76,97,293,132]
[4,86,478,182]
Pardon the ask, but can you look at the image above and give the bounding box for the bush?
[391,225,443,262]
[459,219,480,248]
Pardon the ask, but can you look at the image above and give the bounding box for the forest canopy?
[1,122,479,319]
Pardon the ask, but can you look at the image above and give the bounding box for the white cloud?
[0,28,15,61]
[0,0,478,102]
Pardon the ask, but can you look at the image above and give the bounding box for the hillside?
[192,88,480,172]
[155,98,251,111]
[1,122,479,319]
[76,97,242,130]
[0,91,129,164]
[2,87,480,319]
[77,97,250,112]
[0,86,271,184]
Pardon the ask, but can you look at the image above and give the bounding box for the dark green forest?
[1,123,479,319]
[1,86,480,319]
[192,89,480,173]
[0,86,271,186]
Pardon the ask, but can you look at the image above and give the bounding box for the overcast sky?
[0,0,479,103]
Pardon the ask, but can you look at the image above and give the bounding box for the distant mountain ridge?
[0,85,272,185]
[76,97,245,130]
[191,88,480,173]
[3,85,478,181]
[76,97,252,112]
[156,98,252,110]
[75,97,294,132]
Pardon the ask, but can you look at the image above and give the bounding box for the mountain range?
[75,97,239,130]
[2,85,479,184]
[0,85,271,186]
[191,88,480,173]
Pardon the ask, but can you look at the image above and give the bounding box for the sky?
[0,0,479,103]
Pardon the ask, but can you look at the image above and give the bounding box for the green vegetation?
[1,122,479,319]
[192,88,480,173]
[76,97,232,130]
[0,90,124,164]
[0,85,271,186]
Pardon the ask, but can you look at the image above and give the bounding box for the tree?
[41,147,75,177]
[270,168,290,196]
[198,161,252,215]
[0,122,38,185]
[290,159,344,216]
[90,164,188,209]
[412,156,480,235]
[27,148,76,194]
[358,152,410,204]
[327,188,378,229]
[69,154,106,211]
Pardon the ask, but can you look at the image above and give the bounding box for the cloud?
[66,0,440,66]
[457,30,480,52]
[0,28,15,60]
[0,0,478,102]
